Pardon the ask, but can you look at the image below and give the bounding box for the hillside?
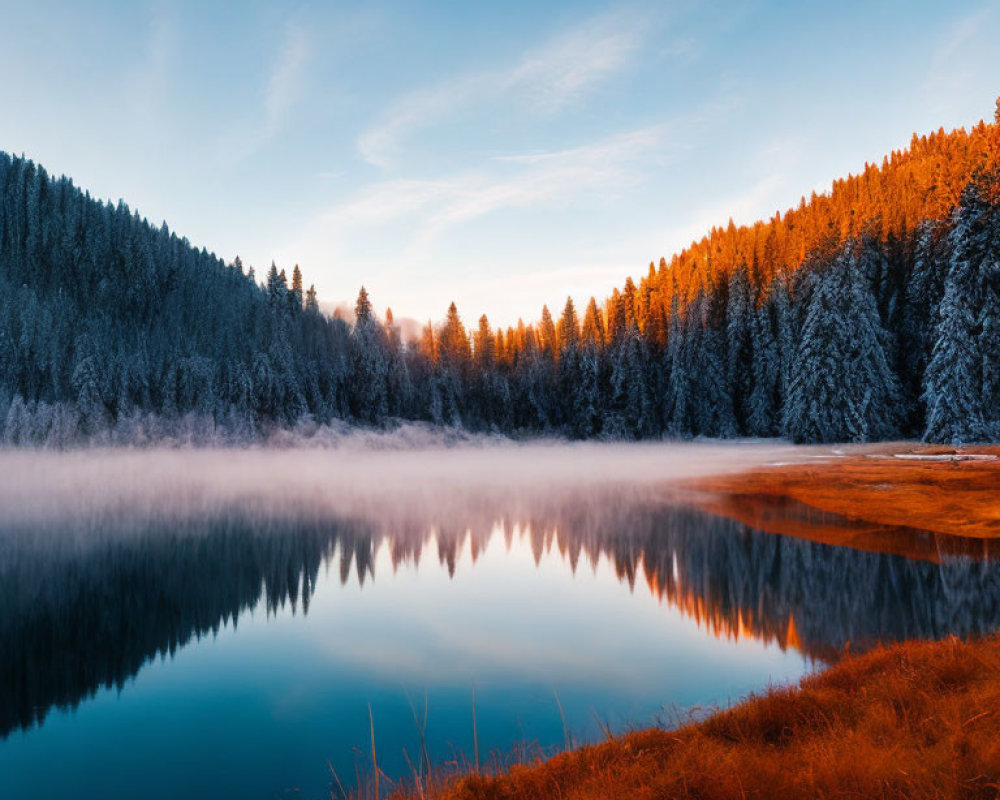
[0,153,363,441]
[470,110,1000,442]
[2,105,1000,444]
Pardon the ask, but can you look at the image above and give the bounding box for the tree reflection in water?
[2,487,1000,739]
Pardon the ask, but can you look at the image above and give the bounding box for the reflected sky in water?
[1,446,999,800]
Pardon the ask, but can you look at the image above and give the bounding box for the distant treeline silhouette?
[4,496,1000,738]
[2,107,1000,444]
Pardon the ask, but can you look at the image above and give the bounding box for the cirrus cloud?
[357,9,654,169]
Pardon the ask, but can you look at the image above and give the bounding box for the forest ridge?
[1,104,999,445]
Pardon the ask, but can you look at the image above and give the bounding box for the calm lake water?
[1,444,999,799]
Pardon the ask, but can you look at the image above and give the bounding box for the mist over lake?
[2,442,999,799]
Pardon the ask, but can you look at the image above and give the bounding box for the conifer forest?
[4,115,1000,446]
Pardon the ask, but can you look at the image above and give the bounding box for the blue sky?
[1,1,998,328]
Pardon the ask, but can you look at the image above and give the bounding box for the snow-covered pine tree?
[690,291,737,438]
[747,300,780,436]
[783,246,902,443]
[901,220,947,430]
[71,334,106,434]
[664,293,690,436]
[349,288,389,426]
[770,274,797,420]
[622,327,654,438]
[573,343,601,438]
[922,180,997,443]
[977,178,1000,437]
[981,283,1000,439]
[725,264,756,434]
[602,336,630,439]
[555,344,585,437]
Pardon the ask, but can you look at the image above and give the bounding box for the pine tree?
[901,221,947,427]
[921,180,1000,443]
[350,323,389,426]
[922,272,984,443]
[621,277,639,330]
[747,301,780,436]
[606,289,626,343]
[771,274,797,419]
[557,297,579,353]
[420,321,437,363]
[290,265,303,309]
[665,293,689,436]
[473,315,495,370]
[538,305,557,358]
[980,282,1000,436]
[71,336,106,434]
[581,297,604,348]
[384,308,411,419]
[975,176,1000,437]
[784,247,902,443]
[266,263,283,306]
[725,264,756,433]
[622,328,654,437]
[305,285,319,314]
[439,302,471,372]
[385,308,399,348]
[689,292,736,438]
[565,343,600,438]
[355,285,373,325]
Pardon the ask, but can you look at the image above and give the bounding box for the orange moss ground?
[689,445,1000,543]
[407,636,1000,800]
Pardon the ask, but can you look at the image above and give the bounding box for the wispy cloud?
[357,10,651,168]
[922,3,1000,117]
[276,123,669,313]
[264,21,309,139]
[357,81,475,171]
[218,18,310,165]
[341,125,667,248]
[502,13,644,113]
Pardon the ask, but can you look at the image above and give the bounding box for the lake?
[1,442,999,799]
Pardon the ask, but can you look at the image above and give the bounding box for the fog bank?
[0,439,849,536]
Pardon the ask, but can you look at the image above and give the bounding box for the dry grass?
[689,445,1000,544]
[400,635,1000,800]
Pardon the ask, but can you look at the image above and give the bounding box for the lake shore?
[380,446,1000,800]
[401,634,1000,800]
[684,443,1000,547]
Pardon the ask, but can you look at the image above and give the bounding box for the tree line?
[1,108,999,445]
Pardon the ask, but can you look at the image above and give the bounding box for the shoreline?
[686,442,1000,541]
[381,447,1000,799]
[399,635,1000,800]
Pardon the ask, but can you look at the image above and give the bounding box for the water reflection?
[3,488,1000,742]
[0,516,341,737]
